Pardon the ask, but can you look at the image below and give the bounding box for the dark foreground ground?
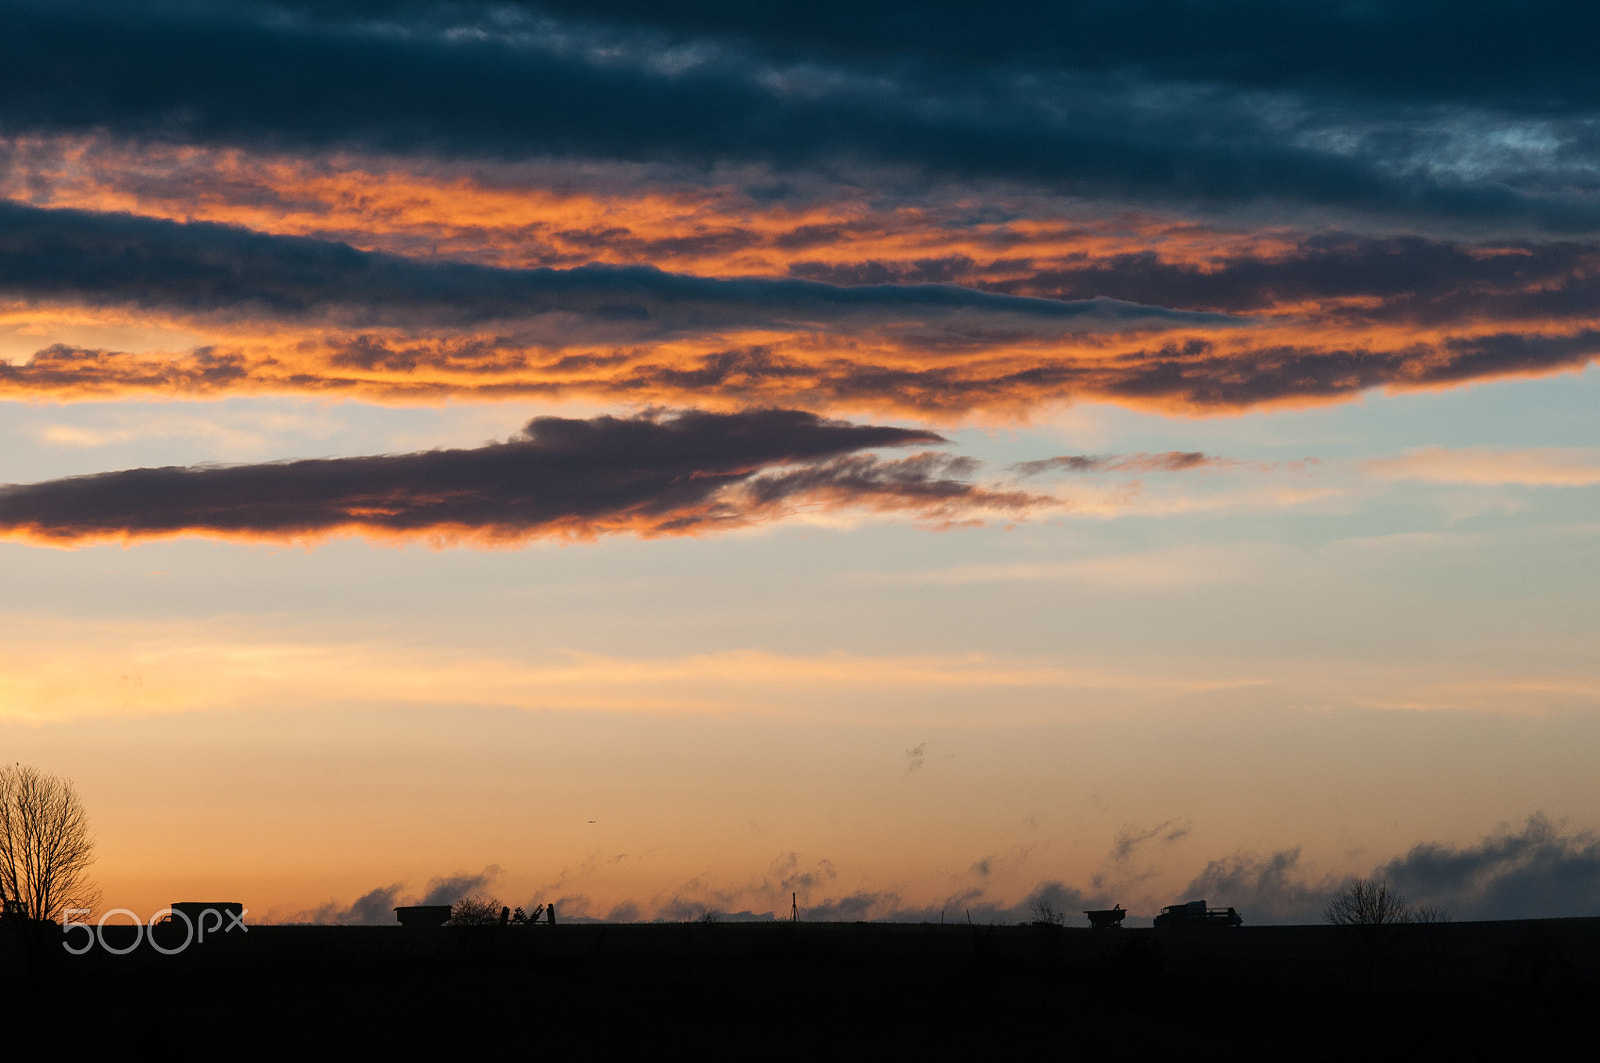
[5,917,1597,1059]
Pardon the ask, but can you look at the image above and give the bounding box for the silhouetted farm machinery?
[1153,899,1243,927]
[394,905,453,927]
[1083,905,1126,928]
[395,902,557,927]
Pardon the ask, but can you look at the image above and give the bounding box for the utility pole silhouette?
[791,892,798,923]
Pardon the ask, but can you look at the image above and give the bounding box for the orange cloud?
[3,135,1599,419]
[0,135,1293,275]
[5,321,1593,420]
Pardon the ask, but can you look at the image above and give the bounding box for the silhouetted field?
[8,918,1597,1058]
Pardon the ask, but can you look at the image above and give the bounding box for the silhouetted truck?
[1152,899,1242,927]
[172,902,244,927]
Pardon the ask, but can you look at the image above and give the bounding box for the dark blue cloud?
[246,1,1600,117]
[795,234,1600,326]
[420,866,502,906]
[4,2,1600,230]
[0,201,1223,335]
[1380,815,1600,922]
[517,0,1600,117]
[1185,816,1600,924]
[310,883,406,926]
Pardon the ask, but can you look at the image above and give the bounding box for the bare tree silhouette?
[0,764,97,923]
[1324,877,1412,989]
[1325,877,1411,927]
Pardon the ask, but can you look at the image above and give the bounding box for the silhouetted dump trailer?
[394,905,453,927]
[1083,905,1126,928]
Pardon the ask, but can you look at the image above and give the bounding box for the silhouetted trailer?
[394,905,453,927]
[1152,899,1242,927]
[1084,905,1126,928]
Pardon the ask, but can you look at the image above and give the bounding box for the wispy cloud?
[0,620,1272,724]
[1009,451,1224,478]
[1367,446,1600,487]
[866,542,1301,590]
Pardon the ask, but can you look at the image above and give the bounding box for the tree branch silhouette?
[0,764,98,923]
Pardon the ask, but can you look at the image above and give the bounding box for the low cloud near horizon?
[289,815,1600,927]
[297,865,503,926]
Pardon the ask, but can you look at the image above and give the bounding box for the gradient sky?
[2,0,1598,925]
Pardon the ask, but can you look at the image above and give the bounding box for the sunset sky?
[2,0,1598,925]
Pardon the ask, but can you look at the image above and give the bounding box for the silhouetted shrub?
[448,894,504,926]
[1028,898,1067,927]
